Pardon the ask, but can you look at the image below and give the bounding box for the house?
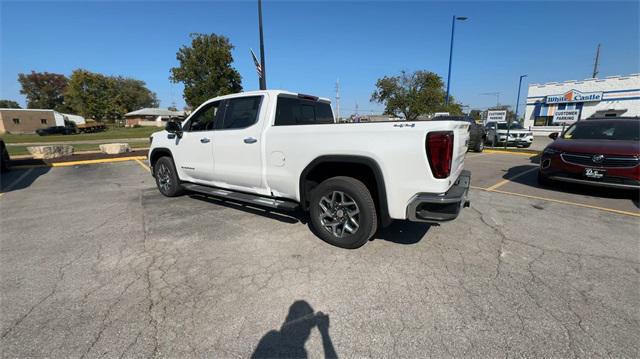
[124,108,186,127]
[0,109,86,134]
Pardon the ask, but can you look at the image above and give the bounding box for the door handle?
[200,138,210,143]
[244,137,257,144]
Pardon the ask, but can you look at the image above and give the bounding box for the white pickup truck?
[148,90,471,248]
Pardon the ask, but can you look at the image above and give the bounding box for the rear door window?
[275,96,334,126]
[221,96,262,130]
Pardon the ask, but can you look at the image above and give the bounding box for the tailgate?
[450,122,470,182]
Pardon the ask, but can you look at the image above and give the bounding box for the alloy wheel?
[157,163,172,193]
[318,191,360,238]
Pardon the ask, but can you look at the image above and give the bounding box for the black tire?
[309,176,378,249]
[154,156,184,197]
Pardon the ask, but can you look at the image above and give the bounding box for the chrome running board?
[182,183,299,211]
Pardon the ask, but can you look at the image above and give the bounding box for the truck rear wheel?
[309,176,378,249]
[154,156,184,197]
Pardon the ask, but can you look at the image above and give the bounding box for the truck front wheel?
[309,176,378,249]
[154,156,184,197]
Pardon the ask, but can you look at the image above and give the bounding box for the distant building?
[124,108,186,127]
[0,109,85,134]
[524,73,640,135]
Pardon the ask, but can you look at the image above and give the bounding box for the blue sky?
[1,1,638,114]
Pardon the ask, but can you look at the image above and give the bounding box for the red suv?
[538,118,639,190]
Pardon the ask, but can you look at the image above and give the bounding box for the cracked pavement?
[1,161,638,358]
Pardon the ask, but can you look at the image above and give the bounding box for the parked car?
[0,139,9,173]
[485,121,533,147]
[148,90,472,248]
[433,115,486,152]
[538,118,639,190]
[36,124,77,136]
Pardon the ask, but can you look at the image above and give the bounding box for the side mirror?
[166,121,183,138]
[548,132,559,140]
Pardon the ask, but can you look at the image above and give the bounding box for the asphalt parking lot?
[1,152,638,358]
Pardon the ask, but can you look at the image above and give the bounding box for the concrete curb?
[10,147,150,160]
[12,156,148,169]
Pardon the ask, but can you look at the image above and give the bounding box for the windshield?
[496,123,523,130]
[562,121,640,141]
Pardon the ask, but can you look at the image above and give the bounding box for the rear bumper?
[406,170,471,223]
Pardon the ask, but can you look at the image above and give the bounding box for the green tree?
[112,76,159,111]
[65,69,158,121]
[17,71,69,111]
[170,33,243,108]
[371,70,462,120]
[0,99,21,108]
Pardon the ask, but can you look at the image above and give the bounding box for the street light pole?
[505,74,528,149]
[257,0,267,90]
[445,15,467,106]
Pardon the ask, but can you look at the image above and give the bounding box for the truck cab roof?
[201,90,331,105]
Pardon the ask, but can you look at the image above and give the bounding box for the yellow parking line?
[11,156,147,169]
[485,167,539,191]
[491,188,640,218]
[135,159,150,172]
[470,186,640,218]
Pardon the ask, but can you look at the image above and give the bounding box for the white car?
[485,121,533,147]
[148,90,471,248]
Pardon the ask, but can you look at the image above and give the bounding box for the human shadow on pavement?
[251,300,338,359]
[373,220,431,245]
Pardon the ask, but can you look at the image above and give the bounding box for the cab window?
[274,96,334,126]
[186,101,220,132]
[221,96,262,129]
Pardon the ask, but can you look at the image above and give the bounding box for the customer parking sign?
[553,109,579,124]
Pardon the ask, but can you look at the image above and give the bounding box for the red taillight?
[426,131,454,179]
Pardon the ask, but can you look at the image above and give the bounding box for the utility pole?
[592,43,601,79]
[445,15,468,105]
[257,0,267,90]
[335,79,340,122]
